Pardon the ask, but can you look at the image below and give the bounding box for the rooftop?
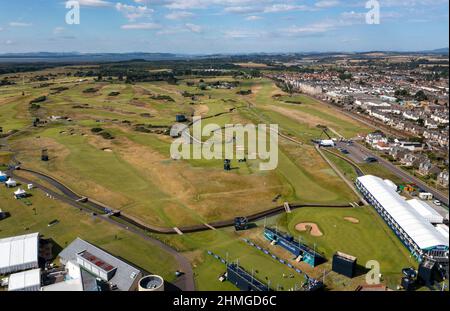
[59,238,142,291]
[357,175,448,251]
[0,233,39,274]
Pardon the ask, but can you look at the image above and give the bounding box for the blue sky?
[0,0,448,53]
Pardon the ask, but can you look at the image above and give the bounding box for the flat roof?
[0,233,39,273]
[77,250,116,273]
[407,199,444,224]
[357,175,448,250]
[59,238,141,291]
[8,268,41,291]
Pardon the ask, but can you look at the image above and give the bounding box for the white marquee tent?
[0,233,39,274]
[357,175,448,251]
[8,268,41,291]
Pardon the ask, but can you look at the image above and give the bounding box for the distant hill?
[426,47,449,54]
[0,48,448,63]
[0,52,193,63]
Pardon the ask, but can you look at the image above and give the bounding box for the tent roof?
[0,233,39,271]
[357,175,448,250]
[407,199,444,223]
[14,188,26,195]
[8,268,41,291]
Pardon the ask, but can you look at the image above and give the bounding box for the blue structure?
[264,228,324,267]
[175,114,187,122]
[226,264,271,292]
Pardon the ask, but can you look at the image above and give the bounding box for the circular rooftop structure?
[138,275,164,292]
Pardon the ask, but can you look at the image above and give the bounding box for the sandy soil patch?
[266,105,326,128]
[295,222,323,236]
[194,104,209,116]
[344,217,360,224]
[102,148,113,152]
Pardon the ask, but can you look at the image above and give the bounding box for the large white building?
[356,176,449,263]
[0,233,39,274]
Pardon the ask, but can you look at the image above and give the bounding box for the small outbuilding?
[8,268,41,291]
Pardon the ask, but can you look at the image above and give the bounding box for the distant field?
[234,62,271,68]
[4,74,359,227]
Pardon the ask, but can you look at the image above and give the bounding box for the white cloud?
[165,11,194,20]
[9,22,32,27]
[5,40,13,45]
[121,22,161,29]
[245,15,262,21]
[185,23,202,33]
[53,27,65,35]
[263,4,308,13]
[283,21,336,36]
[224,6,259,14]
[116,3,154,21]
[223,29,265,38]
[70,0,111,7]
[315,0,340,8]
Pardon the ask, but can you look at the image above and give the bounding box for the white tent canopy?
[0,233,39,274]
[5,178,17,187]
[14,188,27,196]
[357,175,448,251]
[8,268,41,291]
[407,199,444,224]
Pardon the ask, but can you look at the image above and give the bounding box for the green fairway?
[153,227,308,291]
[279,206,416,289]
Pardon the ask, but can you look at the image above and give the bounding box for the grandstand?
[264,228,325,267]
[226,264,271,291]
[356,175,449,267]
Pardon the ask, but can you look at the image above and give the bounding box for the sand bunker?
[344,217,359,224]
[295,222,323,237]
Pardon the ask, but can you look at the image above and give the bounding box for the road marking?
[173,227,184,235]
[204,223,216,230]
[284,202,291,213]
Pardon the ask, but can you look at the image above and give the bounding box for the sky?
[0,0,448,54]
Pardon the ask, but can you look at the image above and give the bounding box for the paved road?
[9,170,196,291]
[355,142,449,208]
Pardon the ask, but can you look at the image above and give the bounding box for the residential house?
[437,170,449,188]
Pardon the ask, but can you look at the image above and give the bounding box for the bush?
[237,90,252,95]
[150,94,174,102]
[29,104,41,110]
[83,88,98,93]
[29,96,47,104]
[91,127,103,133]
[99,131,115,140]
[108,92,120,96]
